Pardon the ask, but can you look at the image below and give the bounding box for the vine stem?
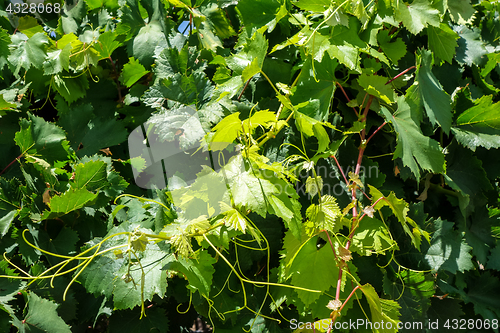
[336,82,358,116]
[238,78,251,101]
[366,121,387,144]
[0,153,23,177]
[108,56,123,103]
[330,155,349,187]
[334,95,374,304]
[385,66,416,85]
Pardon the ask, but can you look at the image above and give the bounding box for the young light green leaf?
[120,57,149,87]
[227,170,277,217]
[95,31,121,59]
[226,31,268,75]
[394,0,440,35]
[41,188,98,220]
[358,73,396,104]
[210,112,241,150]
[305,176,322,198]
[305,195,342,234]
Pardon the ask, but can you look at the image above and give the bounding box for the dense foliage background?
[0,0,499,332]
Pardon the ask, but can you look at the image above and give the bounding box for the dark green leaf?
[14,293,71,333]
[425,218,474,273]
[380,96,446,181]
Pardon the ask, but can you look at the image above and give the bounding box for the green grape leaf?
[380,96,446,181]
[236,0,281,33]
[8,32,48,76]
[94,31,121,60]
[201,3,236,40]
[148,107,206,150]
[41,188,98,220]
[395,0,440,35]
[17,16,44,38]
[427,23,459,64]
[452,95,500,151]
[53,74,89,104]
[226,31,268,76]
[113,245,170,310]
[294,111,332,153]
[289,57,337,122]
[58,103,128,157]
[377,30,407,65]
[351,216,397,256]
[453,25,487,66]
[14,114,70,164]
[210,112,241,149]
[13,293,71,333]
[120,57,150,87]
[86,0,119,10]
[0,94,16,114]
[448,0,475,24]
[360,284,401,332]
[292,0,330,12]
[461,272,500,323]
[131,21,167,68]
[267,193,303,241]
[289,235,338,306]
[444,143,492,218]
[369,185,426,249]
[0,180,21,236]
[43,43,71,75]
[424,218,474,273]
[487,244,500,270]
[0,28,9,70]
[72,160,108,191]
[78,246,126,297]
[0,210,17,238]
[157,71,213,105]
[414,49,452,133]
[358,73,396,104]
[154,44,191,79]
[305,195,342,234]
[327,43,361,73]
[162,251,216,297]
[227,170,277,217]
